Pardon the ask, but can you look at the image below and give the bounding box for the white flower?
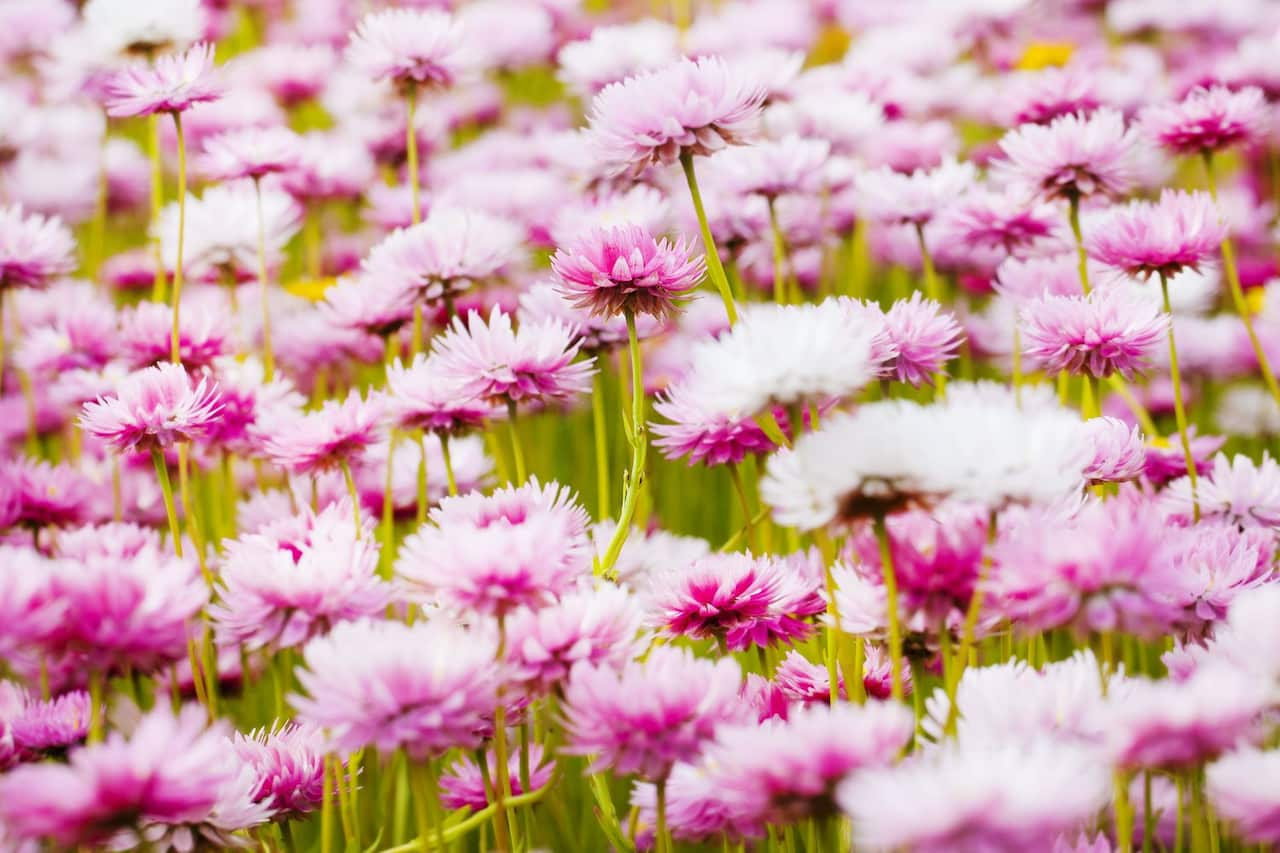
[157,180,301,279]
[83,0,204,55]
[555,21,680,98]
[1162,452,1280,528]
[1215,385,1280,438]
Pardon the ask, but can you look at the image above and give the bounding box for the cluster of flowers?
[1,0,1280,851]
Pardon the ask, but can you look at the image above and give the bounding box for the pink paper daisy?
[1140,86,1269,156]
[79,362,223,453]
[854,158,976,227]
[562,645,746,780]
[104,42,221,118]
[880,293,964,387]
[588,56,766,178]
[346,9,472,94]
[1087,190,1227,279]
[8,689,90,759]
[198,126,302,182]
[1208,747,1280,844]
[551,224,705,322]
[1019,286,1168,378]
[651,380,779,467]
[120,299,229,371]
[933,188,1061,256]
[0,204,76,289]
[259,389,383,473]
[440,744,553,810]
[231,724,327,820]
[994,109,1136,202]
[384,354,497,434]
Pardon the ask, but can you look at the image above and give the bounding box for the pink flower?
[105,43,222,117]
[1142,429,1223,485]
[0,205,76,289]
[880,293,964,386]
[588,56,765,178]
[1208,747,1280,844]
[505,585,644,696]
[775,649,844,706]
[562,645,745,780]
[203,355,304,456]
[346,9,472,94]
[1140,86,1268,156]
[231,724,327,820]
[1168,522,1273,623]
[1019,286,1168,379]
[440,744,553,810]
[292,618,500,759]
[260,390,383,473]
[432,308,595,406]
[396,479,591,617]
[210,502,389,652]
[995,109,1136,202]
[1162,452,1280,528]
[551,224,705,322]
[647,552,821,651]
[933,189,1061,256]
[698,703,914,826]
[384,354,497,434]
[855,158,976,227]
[0,706,235,847]
[199,126,301,181]
[1082,417,1146,484]
[709,135,830,200]
[8,690,90,759]
[120,299,229,371]
[320,273,416,338]
[629,762,759,845]
[79,362,223,453]
[1003,67,1103,127]
[651,381,779,467]
[1087,190,1227,279]
[4,458,92,528]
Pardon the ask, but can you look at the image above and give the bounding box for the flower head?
[562,645,745,780]
[346,9,471,94]
[8,690,90,758]
[1087,190,1227,279]
[1141,86,1268,156]
[260,390,382,473]
[855,158,976,227]
[105,42,221,117]
[292,618,499,759]
[199,126,302,182]
[588,56,765,178]
[551,224,704,322]
[1208,747,1280,844]
[441,744,553,810]
[384,354,496,434]
[880,293,964,386]
[0,204,76,289]
[79,362,222,453]
[231,724,327,820]
[995,109,1136,202]
[1162,452,1280,528]
[1020,286,1169,379]
[651,379,778,467]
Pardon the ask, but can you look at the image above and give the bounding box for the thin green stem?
[505,399,527,484]
[680,152,737,325]
[872,514,904,702]
[491,617,514,853]
[767,197,789,305]
[150,446,183,558]
[655,778,670,853]
[87,669,104,743]
[1115,770,1134,853]
[591,370,610,521]
[416,430,429,525]
[1159,272,1199,521]
[254,177,275,382]
[1143,772,1154,853]
[406,87,421,225]
[1068,193,1090,295]
[440,433,459,497]
[597,312,646,577]
[149,114,165,302]
[913,222,941,302]
[170,111,187,365]
[340,459,364,538]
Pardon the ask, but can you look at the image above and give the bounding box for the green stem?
[505,399,527,484]
[149,114,166,303]
[1115,770,1133,853]
[872,514,904,702]
[680,151,737,325]
[321,754,335,853]
[87,669,104,743]
[1159,272,1199,521]
[254,177,274,382]
[406,87,421,225]
[913,222,941,302]
[170,111,187,365]
[410,760,446,853]
[150,446,183,558]
[416,430,429,524]
[1202,151,1280,411]
[1143,772,1154,853]
[1068,193,1090,295]
[767,197,789,305]
[340,459,364,538]
[592,370,610,521]
[655,778,670,853]
[440,434,459,497]
[597,312,646,577]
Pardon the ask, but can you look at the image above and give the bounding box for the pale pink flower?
[198,126,301,181]
[1019,286,1168,379]
[346,9,471,94]
[1208,747,1280,844]
[1140,86,1269,156]
[259,390,382,474]
[994,109,1136,202]
[79,362,222,453]
[855,158,976,227]
[0,204,76,289]
[384,354,496,434]
[1087,190,1227,279]
[105,42,221,117]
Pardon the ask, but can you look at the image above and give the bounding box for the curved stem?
[254,178,274,382]
[680,152,737,325]
[1202,150,1280,410]
[597,312,646,577]
[1068,193,1090,295]
[1159,272,1199,520]
[150,446,183,558]
[149,114,166,303]
[872,514,904,702]
[170,111,187,365]
[340,459,364,538]
[439,433,458,497]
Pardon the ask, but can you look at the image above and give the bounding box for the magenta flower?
[0,204,76,289]
[231,724,327,820]
[440,744,553,810]
[105,43,221,117]
[260,390,383,473]
[1208,748,1280,844]
[562,645,746,780]
[8,689,90,759]
[1143,429,1223,485]
[346,9,471,94]
[79,362,223,453]
[647,552,821,651]
[1004,66,1102,126]
[995,109,1136,202]
[700,703,913,826]
[1087,190,1227,279]
[854,158,976,227]
[292,619,499,759]
[0,705,234,847]
[120,299,229,371]
[588,56,765,178]
[396,479,591,617]
[933,189,1061,256]
[1019,286,1168,379]
[210,502,389,652]
[505,585,644,696]
[385,354,497,434]
[4,458,92,529]
[651,381,779,466]
[1140,86,1268,156]
[199,126,302,181]
[551,224,705,322]
[880,293,964,386]
[433,308,595,406]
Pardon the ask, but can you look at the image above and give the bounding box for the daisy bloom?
[7,689,90,759]
[346,9,471,94]
[555,21,680,98]
[231,724,327,820]
[1140,86,1269,156]
[855,158,976,227]
[562,645,746,780]
[1162,452,1280,528]
[0,204,76,289]
[259,390,382,474]
[1087,190,1227,279]
[1208,747,1280,844]
[441,744,553,810]
[79,362,222,454]
[199,126,302,182]
[1019,286,1168,379]
[995,109,1136,202]
[291,618,499,759]
[933,188,1061,256]
[587,56,766,178]
[651,380,778,467]
[104,42,221,118]
[384,354,496,434]
[880,293,964,386]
